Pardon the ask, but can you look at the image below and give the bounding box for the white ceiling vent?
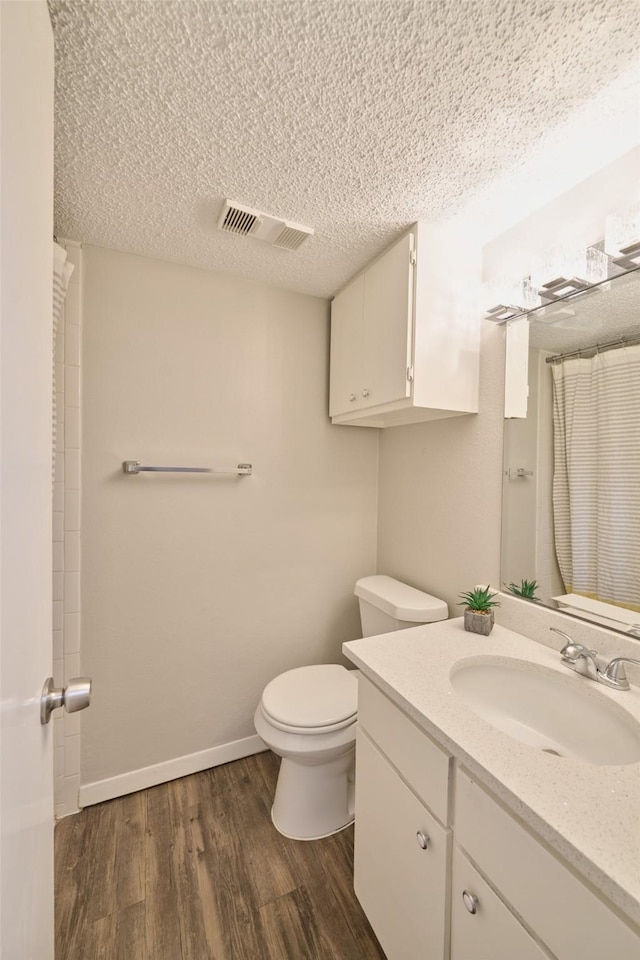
[217,200,313,251]
[219,202,259,237]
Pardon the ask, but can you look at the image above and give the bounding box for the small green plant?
[457,586,501,613]
[507,579,539,601]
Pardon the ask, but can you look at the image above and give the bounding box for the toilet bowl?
[255,576,448,840]
[254,664,358,840]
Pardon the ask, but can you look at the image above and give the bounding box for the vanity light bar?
[484,262,640,324]
[538,276,591,299]
[612,240,640,271]
[485,304,523,322]
[486,200,640,324]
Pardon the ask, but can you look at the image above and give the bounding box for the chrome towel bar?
[122,460,252,476]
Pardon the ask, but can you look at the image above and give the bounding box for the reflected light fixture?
[484,203,640,324]
[605,200,640,270]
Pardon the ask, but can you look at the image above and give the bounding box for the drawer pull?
[348,393,356,402]
[462,890,479,915]
[416,831,430,850]
[361,388,370,398]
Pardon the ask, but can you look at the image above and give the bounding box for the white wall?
[376,321,505,611]
[80,246,378,799]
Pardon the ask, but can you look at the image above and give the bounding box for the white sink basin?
[449,656,640,765]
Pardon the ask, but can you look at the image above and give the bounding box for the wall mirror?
[501,267,640,639]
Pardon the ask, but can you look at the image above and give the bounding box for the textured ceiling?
[50,0,640,298]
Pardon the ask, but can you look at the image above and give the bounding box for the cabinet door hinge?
[409,249,417,266]
[407,365,414,382]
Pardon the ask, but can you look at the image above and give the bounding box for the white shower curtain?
[552,342,640,612]
[53,242,74,478]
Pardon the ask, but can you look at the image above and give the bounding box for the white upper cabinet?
[361,232,414,410]
[329,273,365,416]
[329,222,481,427]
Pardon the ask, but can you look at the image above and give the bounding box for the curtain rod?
[545,335,640,364]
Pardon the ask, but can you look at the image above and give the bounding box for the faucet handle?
[550,627,574,649]
[601,657,640,691]
[550,629,597,663]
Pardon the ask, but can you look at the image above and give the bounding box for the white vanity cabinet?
[354,678,452,960]
[450,845,550,960]
[453,770,640,960]
[355,731,450,960]
[353,676,640,960]
[329,222,480,428]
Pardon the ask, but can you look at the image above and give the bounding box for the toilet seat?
[260,664,357,734]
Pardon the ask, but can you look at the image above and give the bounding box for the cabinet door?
[329,273,364,416]
[362,232,414,408]
[354,730,450,960]
[451,846,550,960]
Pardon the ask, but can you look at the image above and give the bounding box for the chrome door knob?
[416,831,430,850]
[462,890,479,914]
[40,676,92,725]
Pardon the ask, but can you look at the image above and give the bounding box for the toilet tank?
[354,575,448,637]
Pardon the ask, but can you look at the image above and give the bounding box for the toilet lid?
[261,665,358,729]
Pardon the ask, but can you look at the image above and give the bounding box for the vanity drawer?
[454,769,640,959]
[358,676,451,824]
[451,844,551,960]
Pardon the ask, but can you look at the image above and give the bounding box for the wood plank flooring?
[55,751,387,959]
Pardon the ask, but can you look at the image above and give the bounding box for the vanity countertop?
[343,619,640,929]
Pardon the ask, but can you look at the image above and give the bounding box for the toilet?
[254,575,448,840]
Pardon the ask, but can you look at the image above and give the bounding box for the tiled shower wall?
[53,240,82,819]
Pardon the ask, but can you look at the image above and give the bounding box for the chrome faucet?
[552,628,599,678]
[551,628,640,691]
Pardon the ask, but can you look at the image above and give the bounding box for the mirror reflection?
[502,269,640,638]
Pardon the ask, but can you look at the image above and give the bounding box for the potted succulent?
[507,578,540,601]
[458,586,500,636]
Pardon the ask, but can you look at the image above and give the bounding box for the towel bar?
[122,460,252,476]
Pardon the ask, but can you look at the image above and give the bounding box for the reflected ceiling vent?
[217,200,313,251]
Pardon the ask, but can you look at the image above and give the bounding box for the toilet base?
[271,807,354,842]
[270,748,356,841]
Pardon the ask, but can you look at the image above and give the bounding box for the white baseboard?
[78,734,268,808]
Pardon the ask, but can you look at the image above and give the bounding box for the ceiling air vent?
[273,224,312,250]
[217,200,313,251]
[218,201,259,237]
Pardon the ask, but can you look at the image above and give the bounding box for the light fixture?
[604,200,640,269]
[484,226,637,324]
[530,243,608,299]
[483,275,540,321]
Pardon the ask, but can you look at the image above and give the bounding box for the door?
[450,846,550,960]
[362,232,414,408]
[0,3,55,958]
[354,730,450,960]
[329,273,365,416]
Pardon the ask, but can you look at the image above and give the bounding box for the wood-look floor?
[55,751,387,959]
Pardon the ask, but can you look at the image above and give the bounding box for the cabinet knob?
[361,388,370,398]
[462,891,479,915]
[416,831,430,850]
[348,393,356,402]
